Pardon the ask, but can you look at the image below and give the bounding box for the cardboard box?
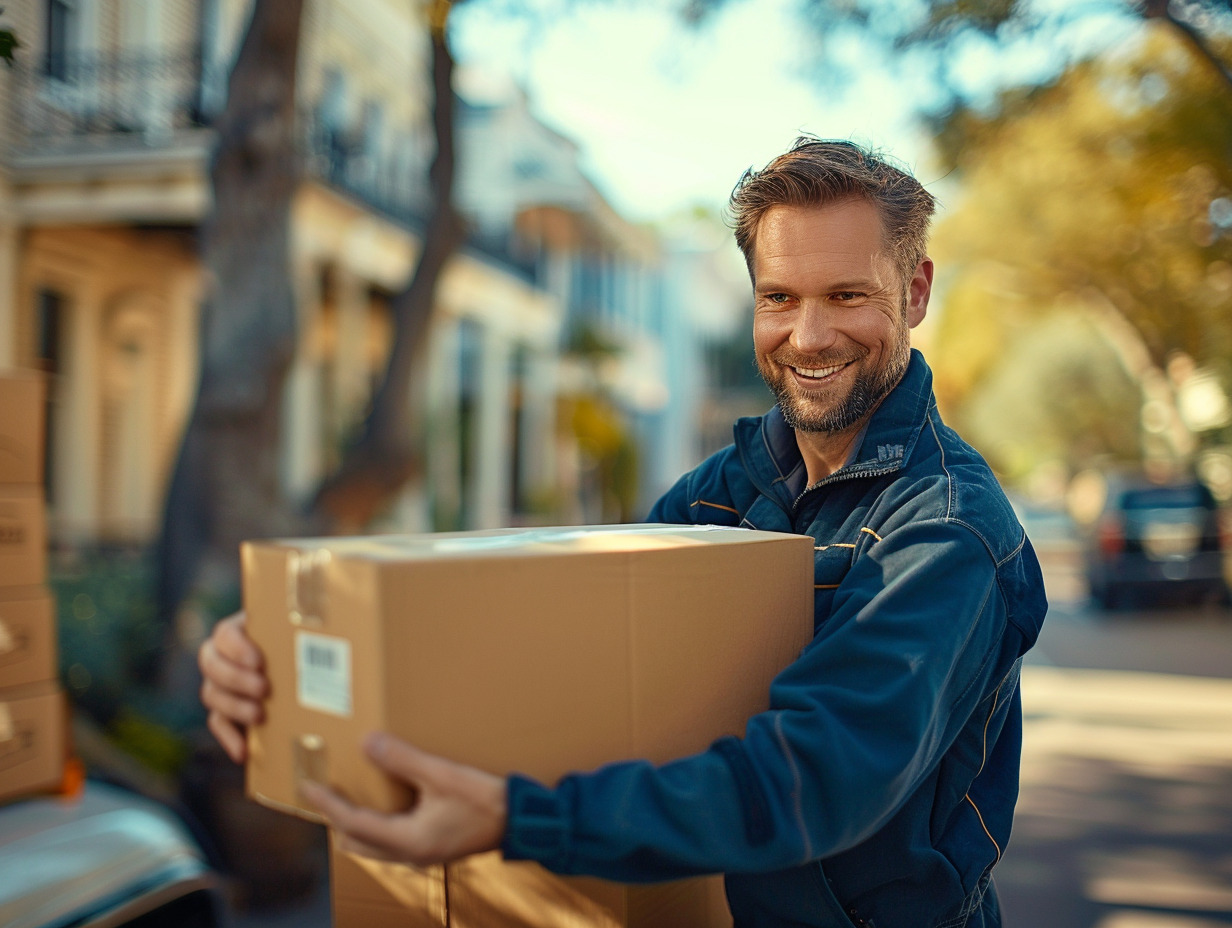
[0,681,66,804]
[0,588,58,690]
[244,524,815,927]
[0,371,46,486]
[0,489,47,589]
[331,838,447,928]
[331,841,735,928]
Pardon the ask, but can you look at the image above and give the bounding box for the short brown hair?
[728,137,937,286]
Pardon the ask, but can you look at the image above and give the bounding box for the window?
[35,289,65,503]
[44,0,76,80]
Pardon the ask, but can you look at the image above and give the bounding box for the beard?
[758,327,912,434]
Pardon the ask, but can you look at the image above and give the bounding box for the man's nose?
[789,302,839,355]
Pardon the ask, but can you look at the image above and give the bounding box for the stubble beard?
[758,325,912,435]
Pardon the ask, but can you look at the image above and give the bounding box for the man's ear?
[906,258,933,329]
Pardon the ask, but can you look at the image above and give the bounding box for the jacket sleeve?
[500,518,1007,881]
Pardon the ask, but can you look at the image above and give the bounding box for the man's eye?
[766,293,791,304]
[834,292,862,302]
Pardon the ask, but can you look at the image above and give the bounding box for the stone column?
[469,319,512,529]
[426,315,461,531]
[332,265,369,436]
[281,258,325,502]
[519,346,557,507]
[57,290,102,543]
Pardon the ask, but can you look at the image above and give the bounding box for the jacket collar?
[734,350,936,504]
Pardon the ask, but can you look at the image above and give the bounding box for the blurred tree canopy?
[684,0,1232,106]
[842,0,1232,95]
[929,24,1232,478]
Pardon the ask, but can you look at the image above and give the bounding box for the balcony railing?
[5,49,217,153]
[2,50,538,281]
[300,106,432,231]
[300,107,538,281]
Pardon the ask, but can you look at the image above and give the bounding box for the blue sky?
[451,0,1137,224]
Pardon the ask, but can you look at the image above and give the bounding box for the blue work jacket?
[502,351,1048,928]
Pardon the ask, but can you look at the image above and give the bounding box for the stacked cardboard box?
[242,524,816,927]
[0,371,68,804]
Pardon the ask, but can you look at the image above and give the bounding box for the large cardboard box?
[0,489,47,589]
[0,680,66,804]
[0,372,46,486]
[331,838,446,928]
[243,524,815,927]
[330,840,735,928]
[0,588,58,690]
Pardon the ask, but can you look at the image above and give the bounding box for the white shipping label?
[295,631,353,717]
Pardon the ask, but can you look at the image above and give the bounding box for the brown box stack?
[242,524,815,928]
[0,371,68,805]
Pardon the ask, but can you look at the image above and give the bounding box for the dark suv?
[1085,478,1230,609]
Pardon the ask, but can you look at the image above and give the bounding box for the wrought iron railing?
[2,48,538,281]
[299,105,433,230]
[299,106,538,281]
[5,48,218,151]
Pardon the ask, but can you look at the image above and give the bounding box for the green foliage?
[51,551,203,777]
[935,29,1232,363]
[930,28,1232,475]
[109,709,190,777]
[0,7,19,67]
[569,393,641,522]
[953,312,1142,480]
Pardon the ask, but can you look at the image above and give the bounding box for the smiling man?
[750,195,931,479]
[199,138,1048,928]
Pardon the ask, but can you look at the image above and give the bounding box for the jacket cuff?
[501,773,573,869]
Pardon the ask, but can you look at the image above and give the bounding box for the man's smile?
[789,361,850,382]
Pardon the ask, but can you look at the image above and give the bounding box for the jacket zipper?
[790,464,902,515]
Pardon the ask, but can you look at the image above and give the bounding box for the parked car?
[0,779,223,928]
[1084,477,1230,610]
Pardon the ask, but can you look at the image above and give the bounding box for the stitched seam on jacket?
[690,499,740,516]
[964,793,1002,864]
[975,679,1006,779]
[923,408,1029,570]
[995,527,1028,568]
[774,712,814,863]
[773,458,805,487]
[925,409,954,521]
[948,572,1000,711]
[760,416,788,481]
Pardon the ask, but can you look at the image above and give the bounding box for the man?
[200,138,1047,927]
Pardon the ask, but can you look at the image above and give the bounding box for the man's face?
[752,199,932,435]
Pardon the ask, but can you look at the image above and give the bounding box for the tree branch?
[310,5,465,529]
[1143,0,1232,93]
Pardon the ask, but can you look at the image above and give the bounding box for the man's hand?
[198,611,268,763]
[302,733,507,866]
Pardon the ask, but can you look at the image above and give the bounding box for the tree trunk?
[155,0,307,639]
[310,1,465,530]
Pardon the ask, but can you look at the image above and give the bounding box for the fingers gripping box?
[243,524,815,927]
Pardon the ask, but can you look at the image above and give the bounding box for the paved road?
[995,542,1232,928]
